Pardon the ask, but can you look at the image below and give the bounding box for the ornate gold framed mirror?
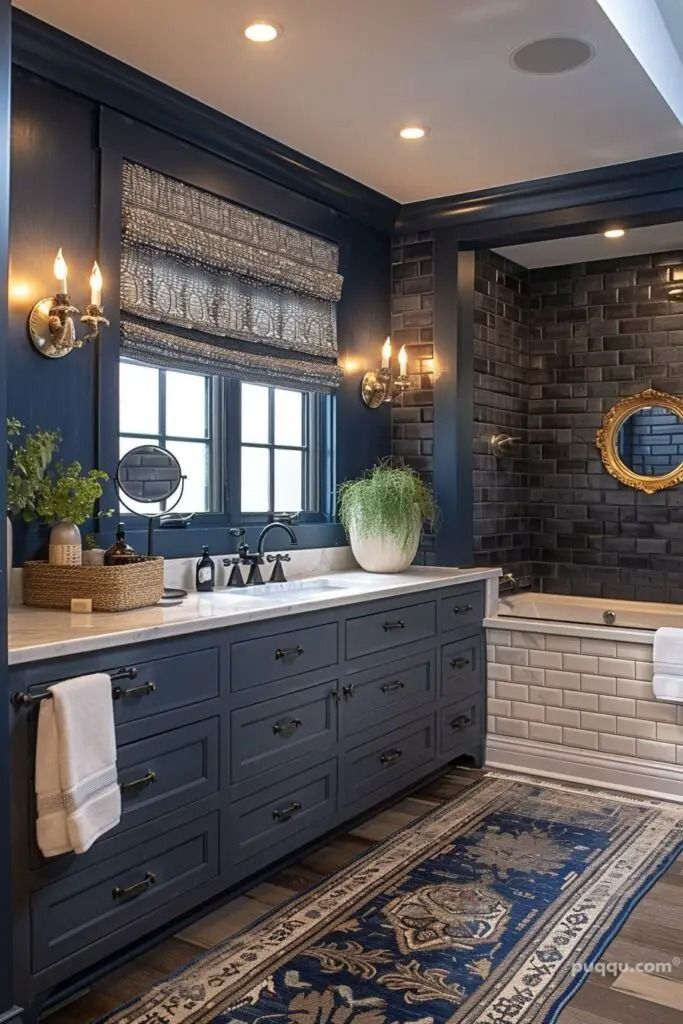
[596,387,683,494]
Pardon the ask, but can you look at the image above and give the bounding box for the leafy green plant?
[337,462,436,551]
[6,420,61,521]
[34,462,110,526]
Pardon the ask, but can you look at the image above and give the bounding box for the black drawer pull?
[450,656,471,669]
[380,680,405,694]
[453,603,474,615]
[383,620,405,632]
[275,645,304,661]
[112,871,156,901]
[342,683,355,699]
[120,769,157,792]
[113,680,156,700]
[272,717,302,737]
[379,747,403,766]
[272,800,302,822]
[451,714,472,731]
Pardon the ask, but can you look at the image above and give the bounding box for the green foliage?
[6,419,112,525]
[338,462,436,550]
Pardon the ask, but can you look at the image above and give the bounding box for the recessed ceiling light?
[399,125,429,141]
[604,228,626,239]
[511,37,594,75]
[244,21,280,43]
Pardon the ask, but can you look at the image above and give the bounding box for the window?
[119,360,216,514]
[119,364,327,521]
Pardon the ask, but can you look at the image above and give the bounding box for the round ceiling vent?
[511,37,595,75]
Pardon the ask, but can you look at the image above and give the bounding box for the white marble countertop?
[8,566,500,665]
[6,565,501,667]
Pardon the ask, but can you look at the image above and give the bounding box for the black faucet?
[258,522,298,583]
[223,523,298,586]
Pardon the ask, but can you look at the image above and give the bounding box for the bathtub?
[498,591,681,632]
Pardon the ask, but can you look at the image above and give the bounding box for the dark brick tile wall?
[473,251,531,577]
[391,232,435,564]
[529,250,683,602]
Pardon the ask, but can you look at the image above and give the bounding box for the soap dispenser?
[196,545,215,592]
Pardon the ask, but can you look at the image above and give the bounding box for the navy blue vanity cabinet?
[9,580,487,1017]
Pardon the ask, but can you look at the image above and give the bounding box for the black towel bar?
[11,666,138,708]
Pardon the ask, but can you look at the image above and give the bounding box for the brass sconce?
[28,249,109,359]
[361,337,411,408]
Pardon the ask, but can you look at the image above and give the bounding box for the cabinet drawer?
[229,760,336,864]
[441,635,484,701]
[346,601,436,661]
[111,648,219,726]
[231,622,338,691]
[231,681,338,782]
[440,694,483,758]
[438,587,484,634]
[343,653,436,738]
[31,812,219,972]
[342,715,435,805]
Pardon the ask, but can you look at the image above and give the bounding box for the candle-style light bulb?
[381,336,392,369]
[89,261,103,307]
[53,248,68,295]
[398,344,408,377]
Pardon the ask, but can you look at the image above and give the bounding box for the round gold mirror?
[596,387,683,494]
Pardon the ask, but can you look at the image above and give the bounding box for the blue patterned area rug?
[106,771,683,1024]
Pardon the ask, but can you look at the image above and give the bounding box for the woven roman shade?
[120,162,343,391]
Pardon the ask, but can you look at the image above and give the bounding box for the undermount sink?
[218,577,352,598]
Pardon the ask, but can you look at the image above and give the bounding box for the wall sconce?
[361,337,411,408]
[28,249,109,359]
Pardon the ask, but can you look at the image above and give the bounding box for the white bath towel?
[35,673,120,857]
[652,628,683,704]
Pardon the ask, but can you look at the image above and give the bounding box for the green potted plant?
[338,462,436,573]
[6,419,60,590]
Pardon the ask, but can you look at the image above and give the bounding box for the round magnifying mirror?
[116,445,182,506]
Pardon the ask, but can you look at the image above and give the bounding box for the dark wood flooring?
[44,768,683,1023]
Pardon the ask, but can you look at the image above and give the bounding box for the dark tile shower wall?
[473,251,531,577]
[528,250,683,602]
[391,232,436,564]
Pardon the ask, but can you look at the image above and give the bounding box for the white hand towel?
[652,627,683,704]
[35,673,120,857]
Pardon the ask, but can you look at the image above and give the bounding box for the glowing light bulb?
[604,228,625,239]
[53,248,68,294]
[381,337,392,369]
[398,345,408,377]
[89,262,103,306]
[244,21,279,42]
[399,125,428,140]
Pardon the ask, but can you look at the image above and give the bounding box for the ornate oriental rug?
[105,771,683,1024]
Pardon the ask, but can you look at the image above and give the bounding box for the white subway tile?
[496,717,529,739]
[512,701,546,723]
[488,662,512,682]
[564,691,599,712]
[616,678,654,700]
[496,646,529,666]
[529,685,563,707]
[678,706,683,726]
[635,738,677,764]
[655,722,683,744]
[616,643,652,663]
[563,653,599,674]
[487,629,511,645]
[635,662,654,682]
[488,698,512,717]
[513,630,545,650]
[677,745,683,765]
[581,711,617,733]
[598,657,635,679]
[599,734,636,756]
[635,700,678,724]
[599,695,636,717]
[511,665,546,685]
[487,644,496,662]
[529,722,563,744]
[580,674,617,696]
[496,681,529,701]
[546,669,581,691]
[487,715,497,733]
[617,717,656,740]
[529,650,563,670]
[487,679,496,698]
[580,638,617,657]
[545,635,581,653]
[562,727,599,750]
[547,707,581,727]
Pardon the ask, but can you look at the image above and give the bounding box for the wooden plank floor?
[44,769,683,1023]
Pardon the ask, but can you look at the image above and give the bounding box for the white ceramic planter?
[348,507,422,573]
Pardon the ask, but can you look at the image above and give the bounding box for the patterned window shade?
[120,162,344,392]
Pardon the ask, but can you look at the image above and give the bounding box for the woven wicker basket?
[23,557,165,612]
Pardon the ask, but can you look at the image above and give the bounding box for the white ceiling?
[13,0,683,203]
[496,220,683,269]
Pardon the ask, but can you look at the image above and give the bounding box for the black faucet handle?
[223,556,240,567]
[267,553,291,563]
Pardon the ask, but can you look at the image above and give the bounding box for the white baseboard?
[486,735,683,803]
